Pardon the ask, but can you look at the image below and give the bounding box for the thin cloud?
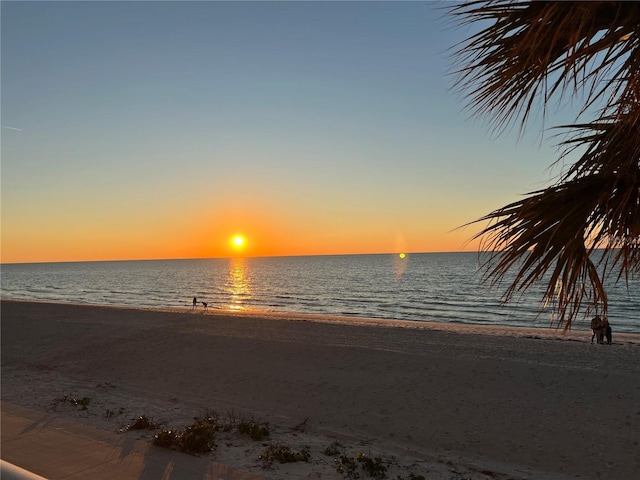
[2,125,23,132]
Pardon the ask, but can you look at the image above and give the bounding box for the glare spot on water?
[393,253,408,281]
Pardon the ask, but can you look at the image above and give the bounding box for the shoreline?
[3,297,639,345]
[2,300,639,479]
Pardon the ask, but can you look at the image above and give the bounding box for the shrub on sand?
[238,418,270,441]
[152,418,216,455]
[127,415,160,430]
[259,444,310,467]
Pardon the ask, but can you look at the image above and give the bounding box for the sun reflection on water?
[225,258,252,310]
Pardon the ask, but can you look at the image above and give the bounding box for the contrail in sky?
[2,125,23,131]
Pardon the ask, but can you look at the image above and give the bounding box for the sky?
[2,1,566,263]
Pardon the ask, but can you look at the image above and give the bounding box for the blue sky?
[1,1,566,262]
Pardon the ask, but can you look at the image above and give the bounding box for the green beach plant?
[178,418,217,454]
[323,441,345,456]
[357,453,388,479]
[152,417,216,455]
[153,429,178,448]
[199,409,269,438]
[450,0,640,329]
[335,455,360,479]
[237,418,270,441]
[127,415,160,431]
[259,443,311,467]
[335,452,388,479]
[199,410,233,432]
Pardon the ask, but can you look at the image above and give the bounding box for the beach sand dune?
[2,300,639,479]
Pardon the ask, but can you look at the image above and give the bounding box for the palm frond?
[451,0,640,328]
[451,1,640,134]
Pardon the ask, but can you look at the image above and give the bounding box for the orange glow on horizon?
[0,228,483,264]
[1,200,485,264]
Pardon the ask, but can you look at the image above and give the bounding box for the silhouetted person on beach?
[591,315,604,344]
[193,297,197,310]
[603,318,612,345]
[202,301,208,311]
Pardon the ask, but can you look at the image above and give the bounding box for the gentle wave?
[1,253,638,333]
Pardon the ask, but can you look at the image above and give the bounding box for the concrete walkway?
[1,403,263,480]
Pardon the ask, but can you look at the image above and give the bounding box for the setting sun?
[231,235,246,249]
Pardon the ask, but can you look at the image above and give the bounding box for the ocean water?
[1,253,638,333]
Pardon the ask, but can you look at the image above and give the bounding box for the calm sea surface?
[1,253,638,333]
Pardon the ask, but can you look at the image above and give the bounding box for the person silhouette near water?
[193,297,197,310]
[591,315,604,344]
[603,317,612,345]
[202,301,208,311]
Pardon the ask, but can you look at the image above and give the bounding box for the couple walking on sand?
[591,315,612,345]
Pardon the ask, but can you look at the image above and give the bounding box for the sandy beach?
[1,300,639,479]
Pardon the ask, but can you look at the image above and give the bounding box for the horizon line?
[0,250,484,266]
